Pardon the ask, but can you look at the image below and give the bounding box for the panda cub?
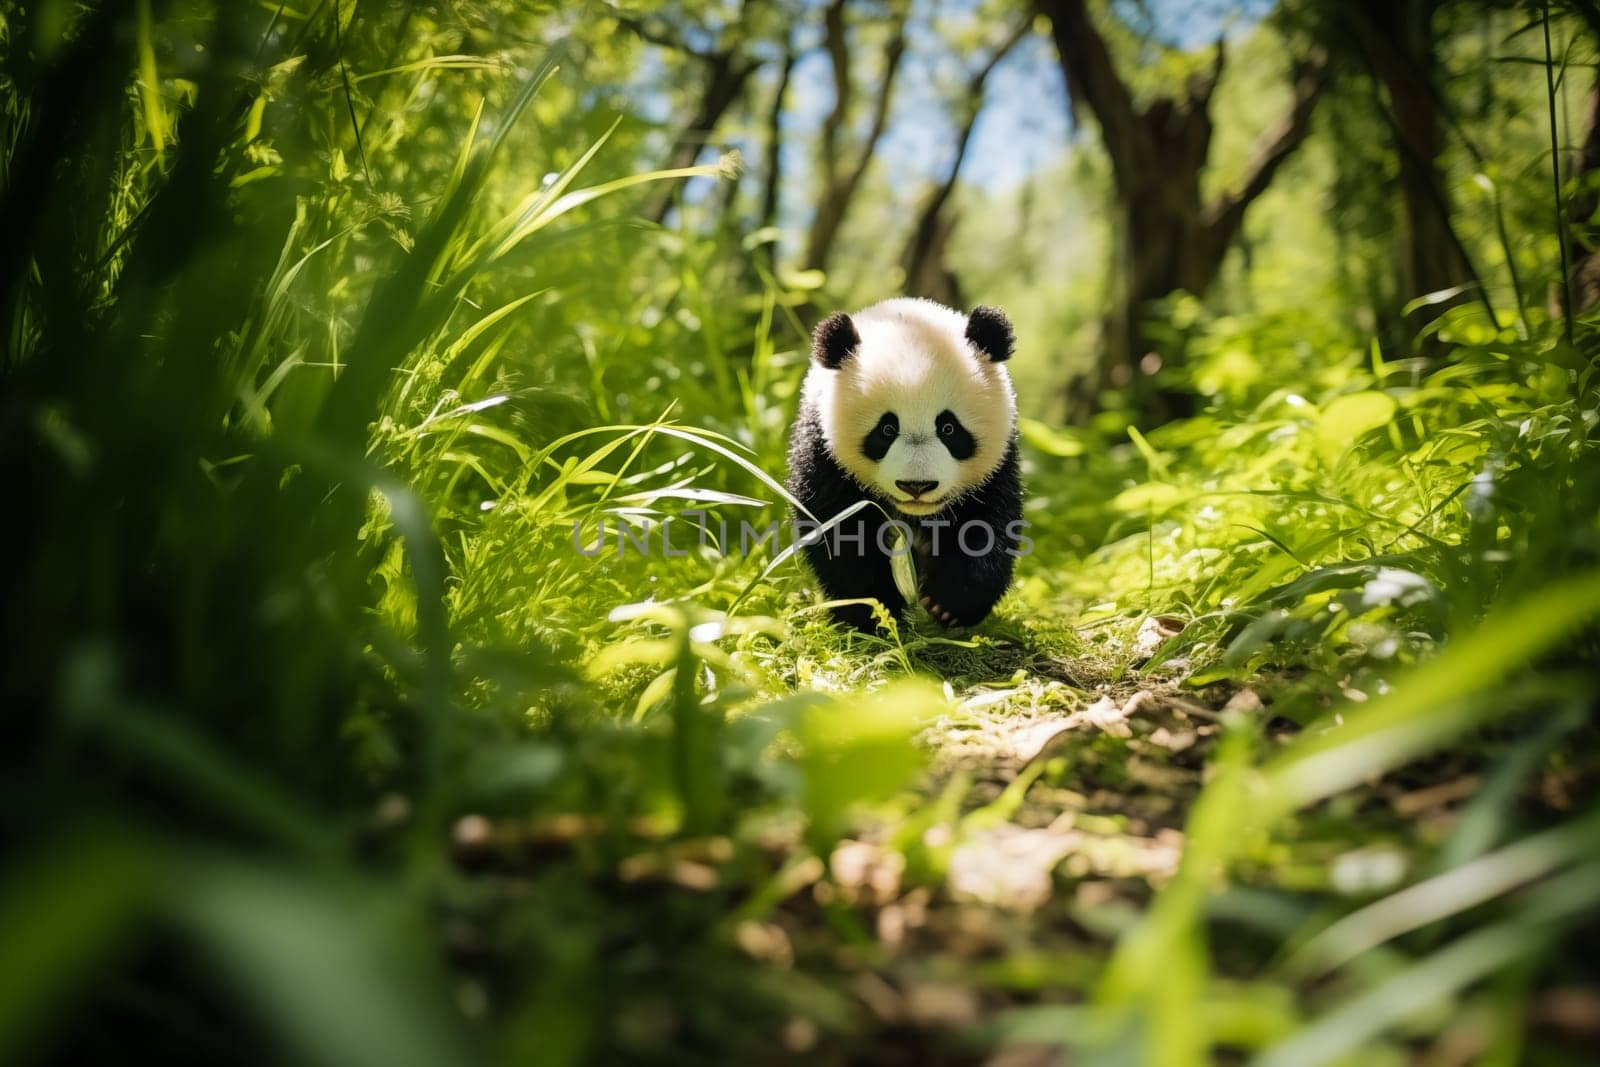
[786,298,1025,632]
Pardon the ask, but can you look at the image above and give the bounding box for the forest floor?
[701,606,1513,1062]
[450,560,1594,1063]
[437,364,1600,1064]
[770,630,1236,1058]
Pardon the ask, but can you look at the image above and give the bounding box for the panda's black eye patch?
[862,413,898,461]
[936,410,975,460]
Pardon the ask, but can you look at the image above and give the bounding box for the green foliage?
[3,2,1600,1066]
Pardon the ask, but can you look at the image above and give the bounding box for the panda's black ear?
[965,305,1015,363]
[812,312,860,369]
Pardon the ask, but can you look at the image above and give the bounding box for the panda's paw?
[919,594,967,628]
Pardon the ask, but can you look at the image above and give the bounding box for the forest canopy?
[3,1,1599,1064]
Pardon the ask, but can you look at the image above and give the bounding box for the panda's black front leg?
[917,442,1023,628]
[919,533,1014,627]
[802,528,906,632]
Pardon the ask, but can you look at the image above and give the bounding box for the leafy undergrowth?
[6,10,1600,1065]
[413,319,1600,1065]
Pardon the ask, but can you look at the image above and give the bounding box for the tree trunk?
[904,209,964,308]
[1098,185,1229,419]
[1035,0,1325,424]
[1348,0,1470,313]
[902,20,1028,301]
[1560,2,1600,311]
[645,52,758,225]
[802,0,909,278]
[759,39,796,233]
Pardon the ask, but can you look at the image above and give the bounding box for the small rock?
[783,1017,819,1054]
[1224,687,1264,713]
[1133,614,1186,659]
[451,814,495,869]
[904,982,981,1028]
[948,824,1079,911]
[830,839,904,905]
[736,920,794,967]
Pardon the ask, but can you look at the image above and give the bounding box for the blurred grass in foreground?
[2,3,1599,1066]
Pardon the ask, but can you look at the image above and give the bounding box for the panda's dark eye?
[862,413,899,461]
[935,409,976,460]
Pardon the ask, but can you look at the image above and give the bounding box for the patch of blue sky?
[779,0,1275,197]
[1114,0,1277,48]
[666,0,1276,220]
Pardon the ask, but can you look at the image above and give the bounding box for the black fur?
[812,312,860,369]
[965,305,1015,362]
[786,406,1023,632]
[936,410,975,460]
[862,412,898,461]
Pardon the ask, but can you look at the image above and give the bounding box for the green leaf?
[1264,568,1600,813]
[1019,417,1086,457]
[0,834,160,1061]
[181,863,473,1067]
[799,681,941,845]
[1314,392,1396,464]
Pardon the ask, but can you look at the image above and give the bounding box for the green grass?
[3,4,1600,1066]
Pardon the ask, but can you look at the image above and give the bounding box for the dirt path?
[761,654,1260,1060]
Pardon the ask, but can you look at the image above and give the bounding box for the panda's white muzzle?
[879,438,957,513]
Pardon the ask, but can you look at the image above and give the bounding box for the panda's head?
[802,298,1017,517]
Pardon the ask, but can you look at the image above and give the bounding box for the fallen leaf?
[949,824,1080,911]
[1082,694,1133,738]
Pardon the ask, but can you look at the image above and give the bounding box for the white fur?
[801,298,1016,516]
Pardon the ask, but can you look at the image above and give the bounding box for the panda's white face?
[803,298,1016,517]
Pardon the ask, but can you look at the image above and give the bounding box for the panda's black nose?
[895,479,939,499]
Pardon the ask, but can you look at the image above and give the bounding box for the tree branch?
[841,9,907,192]
[1188,35,1226,110]
[971,17,1031,91]
[804,1,909,272]
[645,51,759,223]
[903,19,1031,292]
[1034,0,1143,178]
[1203,54,1327,246]
[818,0,851,190]
[614,13,712,61]
[759,33,797,232]
[630,0,765,223]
